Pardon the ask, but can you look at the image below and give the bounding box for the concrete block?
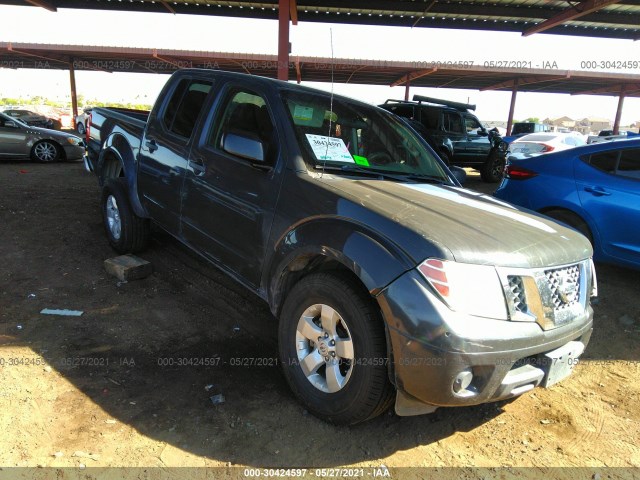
[104,254,153,282]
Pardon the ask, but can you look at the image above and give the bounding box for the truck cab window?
[210,89,275,161]
[464,115,482,134]
[443,112,463,134]
[162,79,212,139]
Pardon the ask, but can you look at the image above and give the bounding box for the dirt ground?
[0,161,638,478]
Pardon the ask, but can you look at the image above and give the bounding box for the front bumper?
[62,144,85,161]
[378,269,593,414]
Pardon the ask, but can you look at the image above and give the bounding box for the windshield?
[281,90,450,181]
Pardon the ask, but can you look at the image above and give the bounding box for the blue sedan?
[494,138,640,270]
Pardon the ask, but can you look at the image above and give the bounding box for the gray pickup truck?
[86,69,596,425]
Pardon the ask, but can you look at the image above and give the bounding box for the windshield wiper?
[339,165,449,184]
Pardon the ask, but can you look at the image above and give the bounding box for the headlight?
[66,137,83,146]
[417,259,508,319]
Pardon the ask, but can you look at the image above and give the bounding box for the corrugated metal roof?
[0,0,639,39]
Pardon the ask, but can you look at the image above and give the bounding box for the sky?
[0,4,639,125]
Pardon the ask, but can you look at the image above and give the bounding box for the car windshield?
[281,90,450,181]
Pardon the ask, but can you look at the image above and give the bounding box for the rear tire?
[278,272,394,425]
[77,123,85,135]
[480,150,505,183]
[101,178,150,254]
[545,209,593,245]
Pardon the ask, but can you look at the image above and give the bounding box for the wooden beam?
[390,68,437,87]
[523,0,622,36]
[278,0,290,81]
[289,0,298,25]
[69,58,78,121]
[571,83,640,95]
[481,73,571,91]
[295,56,301,84]
[613,85,626,134]
[412,0,437,28]
[24,0,56,12]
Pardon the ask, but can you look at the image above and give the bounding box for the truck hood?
[324,178,592,269]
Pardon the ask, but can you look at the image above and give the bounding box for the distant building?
[543,116,612,135]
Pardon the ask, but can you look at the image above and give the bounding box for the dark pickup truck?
[86,69,596,425]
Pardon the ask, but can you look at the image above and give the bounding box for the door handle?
[584,186,611,196]
[145,139,158,153]
[188,158,206,176]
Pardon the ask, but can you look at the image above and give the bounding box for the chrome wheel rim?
[105,195,122,240]
[34,142,57,162]
[295,304,355,393]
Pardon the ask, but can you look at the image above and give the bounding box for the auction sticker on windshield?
[305,134,354,163]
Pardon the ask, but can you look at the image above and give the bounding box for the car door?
[137,76,213,234]
[441,111,466,162]
[0,115,29,157]
[461,113,490,162]
[180,84,282,288]
[575,146,640,266]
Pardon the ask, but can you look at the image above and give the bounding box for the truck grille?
[500,260,589,330]
[508,276,527,313]
[545,265,581,311]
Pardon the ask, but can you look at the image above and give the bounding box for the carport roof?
[2,42,640,98]
[1,0,640,40]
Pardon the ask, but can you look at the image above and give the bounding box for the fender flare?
[264,216,418,317]
[97,133,148,218]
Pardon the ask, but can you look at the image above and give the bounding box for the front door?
[181,85,283,287]
[0,115,28,157]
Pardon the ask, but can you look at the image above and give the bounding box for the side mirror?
[4,120,19,128]
[223,132,265,163]
[450,165,466,185]
[476,128,488,137]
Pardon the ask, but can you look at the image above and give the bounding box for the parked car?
[510,122,550,138]
[587,129,639,144]
[508,132,586,160]
[0,112,85,162]
[379,96,507,182]
[86,69,595,425]
[495,138,640,270]
[3,109,56,129]
[75,108,92,134]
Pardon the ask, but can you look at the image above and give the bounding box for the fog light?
[453,370,473,394]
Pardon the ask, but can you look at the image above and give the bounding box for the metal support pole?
[278,0,290,81]
[613,86,626,135]
[404,77,411,101]
[69,58,79,127]
[506,78,519,135]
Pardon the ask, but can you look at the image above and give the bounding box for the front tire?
[278,272,394,425]
[480,150,505,183]
[31,140,60,163]
[101,178,150,254]
[77,123,85,135]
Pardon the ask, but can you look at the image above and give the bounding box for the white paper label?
[305,134,354,163]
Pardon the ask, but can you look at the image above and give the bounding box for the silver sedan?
[0,112,85,162]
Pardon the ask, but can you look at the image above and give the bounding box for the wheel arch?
[31,138,65,161]
[539,205,600,250]
[265,218,414,319]
[97,133,148,218]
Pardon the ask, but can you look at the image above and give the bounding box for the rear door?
[461,113,490,162]
[0,115,28,157]
[576,146,640,266]
[180,83,282,287]
[137,76,213,234]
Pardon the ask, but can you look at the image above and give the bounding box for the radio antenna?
[320,28,335,177]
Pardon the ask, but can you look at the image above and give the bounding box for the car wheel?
[31,140,61,163]
[101,178,150,254]
[278,272,394,425]
[545,209,593,245]
[480,150,505,183]
[77,123,85,135]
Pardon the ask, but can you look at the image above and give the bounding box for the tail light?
[505,165,538,180]
[540,144,555,152]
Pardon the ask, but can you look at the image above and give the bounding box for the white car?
[75,108,92,135]
[508,132,586,160]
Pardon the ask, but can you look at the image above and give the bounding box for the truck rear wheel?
[480,150,505,183]
[278,272,394,425]
[101,178,150,254]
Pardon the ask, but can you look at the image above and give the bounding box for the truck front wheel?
[101,178,150,254]
[278,272,394,425]
[480,150,506,183]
